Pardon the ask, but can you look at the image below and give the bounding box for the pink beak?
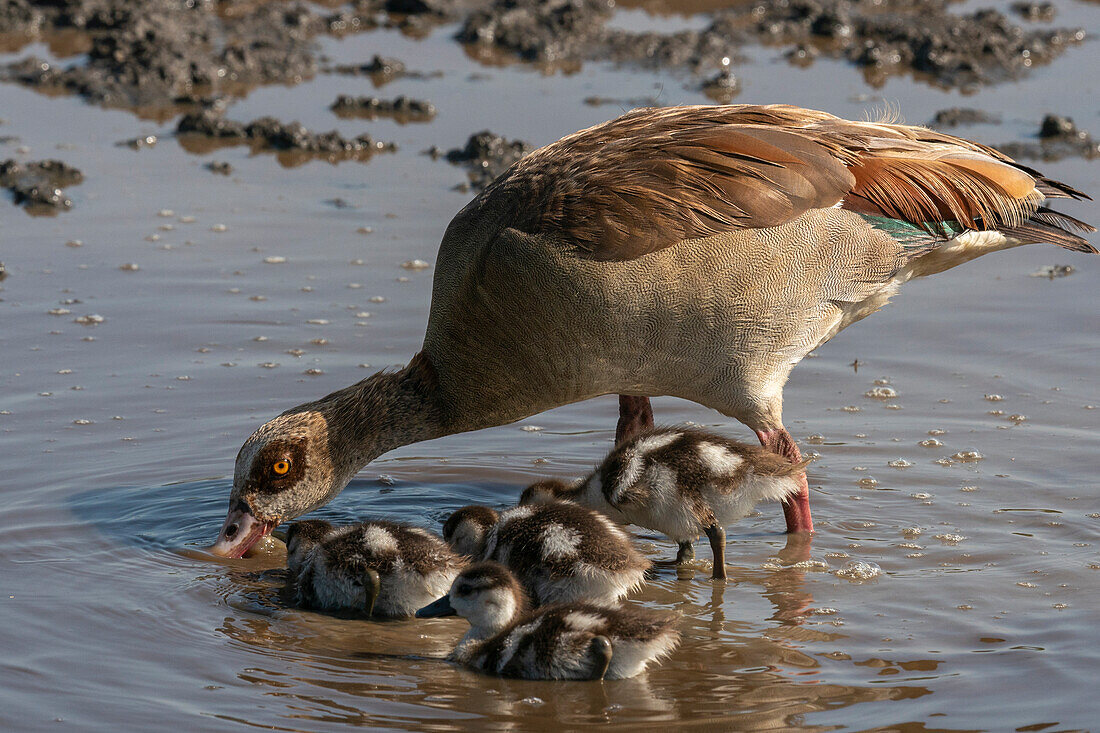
[209,505,276,558]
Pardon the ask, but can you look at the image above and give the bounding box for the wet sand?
[1,1,1099,730]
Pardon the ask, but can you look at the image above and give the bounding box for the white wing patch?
[696,442,743,474]
[540,522,582,560]
[360,524,398,553]
[634,432,680,454]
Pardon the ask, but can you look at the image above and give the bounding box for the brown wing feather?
[476,105,1092,260]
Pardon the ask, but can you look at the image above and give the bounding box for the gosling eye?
[271,459,291,476]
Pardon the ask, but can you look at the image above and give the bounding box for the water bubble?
[355,312,371,318]
[1016,582,1037,588]
[286,349,305,357]
[304,368,323,375]
[902,527,922,538]
[928,429,946,436]
[58,369,72,374]
[179,215,196,224]
[1008,414,1027,423]
[350,258,365,265]
[806,433,825,444]
[253,336,268,342]
[310,338,328,345]
[885,404,903,410]
[934,533,966,544]
[159,224,174,231]
[145,234,160,242]
[66,239,83,248]
[175,375,190,381]
[935,457,954,466]
[301,287,313,292]
[211,224,228,232]
[857,477,878,487]
[249,295,266,302]
[401,259,431,270]
[984,394,1003,402]
[258,362,279,369]
[888,459,913,468]
[842,405,861,412]
[73,314,104,326]
[835,560,882,581]
[347,283,362,289]
[48,308,71,316]
[306,319,329,325]
[920,438,943,447]
[263,256,287,264]
[520,697,544,706]
[520,425,543,432]
[865,387,897,399]
[911,492,933,500]
[357,227,373,235]
[72,419,93,425]
[119,263,139,271]
[961,486,979,492]
[952,450,983,462]
[158,209,174,217]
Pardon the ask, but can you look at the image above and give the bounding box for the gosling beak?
[415,594,456,618]
[210,503,276,558]
[363,568,381,617]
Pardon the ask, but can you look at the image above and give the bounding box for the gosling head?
[211,410,359,558]
[441,505,500,559]
[284,519,334,567]
[416,561,528,635]
[518,479,575,505]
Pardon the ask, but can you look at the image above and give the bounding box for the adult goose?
[211,104,1095,557]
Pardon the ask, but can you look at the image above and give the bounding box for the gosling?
[441,502,650,606]
[520,427,805,579]
[416,562,680,680]
[285,519,464,618]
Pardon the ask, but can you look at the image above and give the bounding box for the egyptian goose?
[519,426,804,579]
[415,561,679,680]
[285,519,464,617]
[211,104,1095,557]
[441,502,649,606]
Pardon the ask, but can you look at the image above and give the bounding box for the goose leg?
[616,395,654,444]
[704,524,726,580]
[587,635,613,680]
[675,541,695,564]
[756,427,814,534]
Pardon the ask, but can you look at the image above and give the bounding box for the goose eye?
[272,459,291,476]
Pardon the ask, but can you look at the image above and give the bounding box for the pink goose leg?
[756,427,814,534]
[616,395,654,444]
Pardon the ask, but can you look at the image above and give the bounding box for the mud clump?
[998,114,1100,161]
[930,108,1001,128]
[0,0,330,111]
[443,131,532,191]
[459,0,615,64]
[329,55,441,85]
[1,159,84,213]
[457,0,1085,89]
[176,109,396,164]
[331,95,436,123]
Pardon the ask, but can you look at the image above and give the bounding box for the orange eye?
[272,460,291,476]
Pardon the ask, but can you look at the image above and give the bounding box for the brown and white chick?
[285,519,465,618]
[416,562,679,680]
[520,427,806,579]
[441,502,650,606]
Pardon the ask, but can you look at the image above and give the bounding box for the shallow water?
[2,3,1099,731]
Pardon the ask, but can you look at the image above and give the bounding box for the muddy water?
[2,3,1099,731]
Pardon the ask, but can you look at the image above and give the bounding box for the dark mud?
[328,55,441,85]
[929,108,1002,128]
[331,95,436,123]
[1,0,1083,121]
[176,109,396,164]
[458,0,1086,89]
[439,130,531,190]
[998,114,1100,161]
[0,158,83,212]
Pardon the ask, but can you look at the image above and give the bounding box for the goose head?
[417,561,528,637]
[211,409,364,558]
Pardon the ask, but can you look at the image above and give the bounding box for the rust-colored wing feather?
[480,104,1094,260]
